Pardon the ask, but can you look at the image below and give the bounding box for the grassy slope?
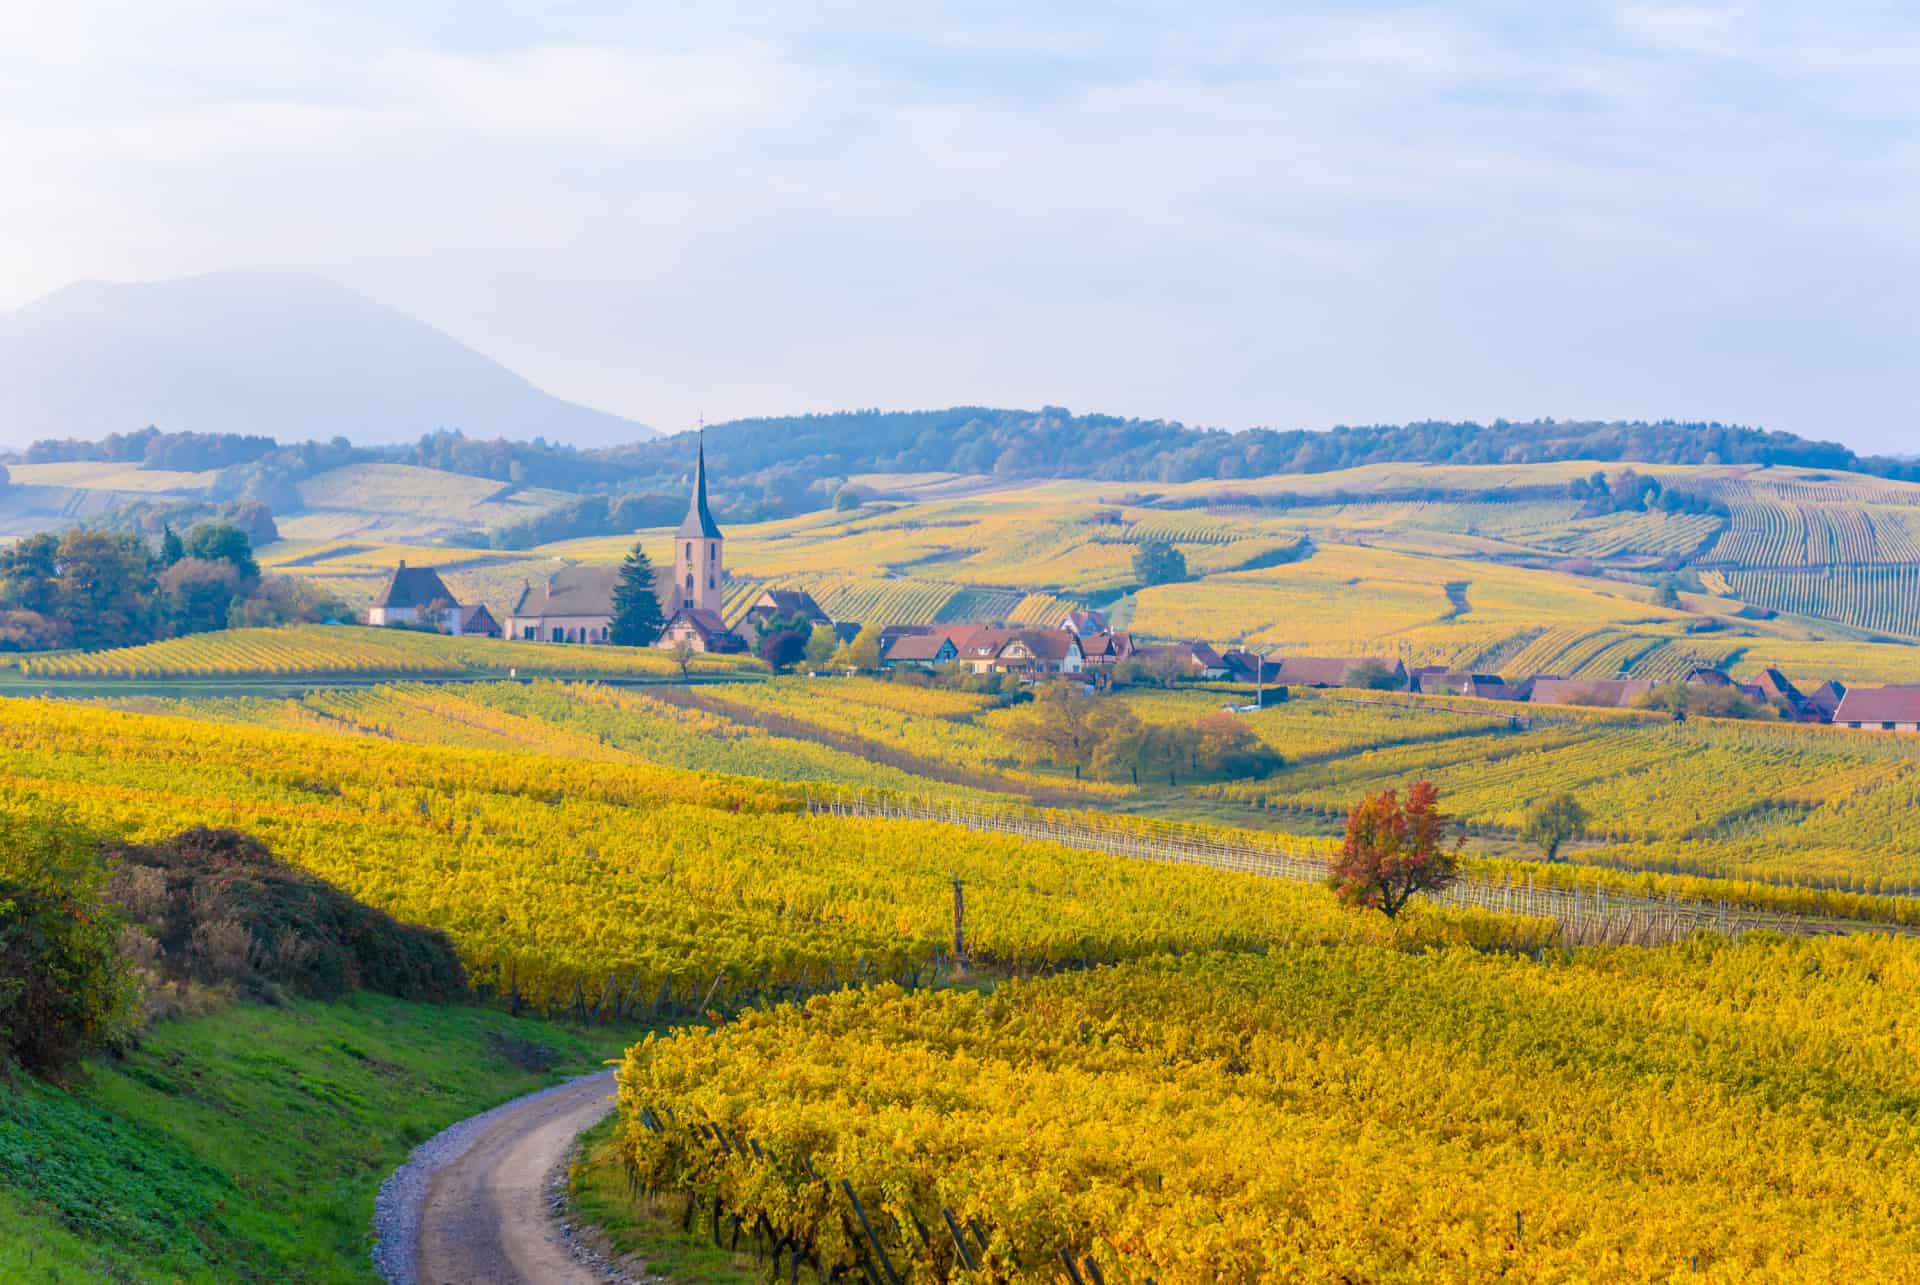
[0,995,638,1284]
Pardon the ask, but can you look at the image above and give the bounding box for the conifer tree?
[610,542,666,646]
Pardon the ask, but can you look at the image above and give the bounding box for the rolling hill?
[0,270,656,447]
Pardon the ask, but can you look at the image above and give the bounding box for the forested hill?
[652,408,1896,488]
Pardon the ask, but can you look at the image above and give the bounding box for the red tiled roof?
[961,628,1079,662]
[1834,686,1920,724]
[885,633,957,661]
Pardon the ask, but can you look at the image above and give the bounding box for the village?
[362,439,1920,736]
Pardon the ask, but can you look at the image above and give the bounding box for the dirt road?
[374,1069,623,1285]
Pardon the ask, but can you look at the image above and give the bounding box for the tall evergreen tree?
[610,542,666,647]
[158,524,185,567]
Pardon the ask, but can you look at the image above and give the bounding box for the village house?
[1221,650,1283,684]
[367,561,497,636]
[1270,656,1408,689]
[958,627,1084,677]
[880,630,963,669]
[1417,671,1515,700]
[1832,686,1920,733]
[1059,609,1110,636]
[742,588,831,635]
[1527,677,1656,709]
[1078,631,1137,666]
[1804,680,1847,723]
[658,608,747,654]
[453,603,502,639]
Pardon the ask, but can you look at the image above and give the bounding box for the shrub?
[0,816,140,1077]
[101,828,466,1003]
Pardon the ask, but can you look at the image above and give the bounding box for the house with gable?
[1833,686,1920,733]
[958,627,1084,677]
[368,561,496,635]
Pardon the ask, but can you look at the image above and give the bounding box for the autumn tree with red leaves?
[1329,781,1462,918]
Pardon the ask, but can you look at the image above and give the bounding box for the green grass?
[567,1116,760,1284]
[0,994,641,1283]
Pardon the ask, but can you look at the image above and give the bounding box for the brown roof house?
[1417,672,1515,700]
[368,561,488,635]
[743,588,831,634]
[1130,641,1231,680]
[881,630,965,669]
[1804,680,1846,723]
[455,603,501,639]
[1833,686,1920,733]
[958,628,1084,676]
[658,607,747,654]
[1078,631,1137,666]
[1221,650,1284,684]
[1060,609,1110,636]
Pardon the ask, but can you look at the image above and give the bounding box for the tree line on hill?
[10,412,1913,539]
[0,522,344,652]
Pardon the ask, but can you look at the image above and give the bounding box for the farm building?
[1833,686,1920,733]
[1528,678,1656,709]
[658,607,747,654]
[1270,656,1406,689]
[742,588,830,634]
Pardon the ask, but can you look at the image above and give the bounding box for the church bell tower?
[675,432,725,614]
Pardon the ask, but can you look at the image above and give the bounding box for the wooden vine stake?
[952,874,967,979]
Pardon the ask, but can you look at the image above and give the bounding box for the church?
[503,435,746,652]
[654,435,747,652]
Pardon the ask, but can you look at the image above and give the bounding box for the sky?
[2,2,1915,452]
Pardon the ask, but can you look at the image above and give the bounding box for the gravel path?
[372,1069,631,1285]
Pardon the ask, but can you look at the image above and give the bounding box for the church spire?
[677,428,723,539]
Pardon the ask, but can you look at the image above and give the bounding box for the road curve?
[372,1069,622,1285]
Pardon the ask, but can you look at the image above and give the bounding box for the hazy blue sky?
[3,3,1914,451]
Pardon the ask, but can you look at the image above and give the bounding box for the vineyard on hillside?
[0,697,1528,1015]
[12,625,764,681]
[619,940,1920,1281]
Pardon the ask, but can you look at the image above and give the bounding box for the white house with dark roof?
[368,560,493,634]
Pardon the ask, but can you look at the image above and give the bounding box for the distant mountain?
[0,270,655,447]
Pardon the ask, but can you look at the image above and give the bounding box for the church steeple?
[677,430,723,540]
[673,428,725,615]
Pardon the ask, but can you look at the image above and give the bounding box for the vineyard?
[0,696,1530,1017]
[11,624,763,681]
[1719,566,1920,639]
[620,938,1920,1281]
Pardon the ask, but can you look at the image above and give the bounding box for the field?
[177,457,1920,694]
[9,623,762,681]
[619,936,1920,1281]
[18,451,1920,1278]
[17,652,1920,1275]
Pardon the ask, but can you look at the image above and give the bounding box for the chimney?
[397,558,406,569]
